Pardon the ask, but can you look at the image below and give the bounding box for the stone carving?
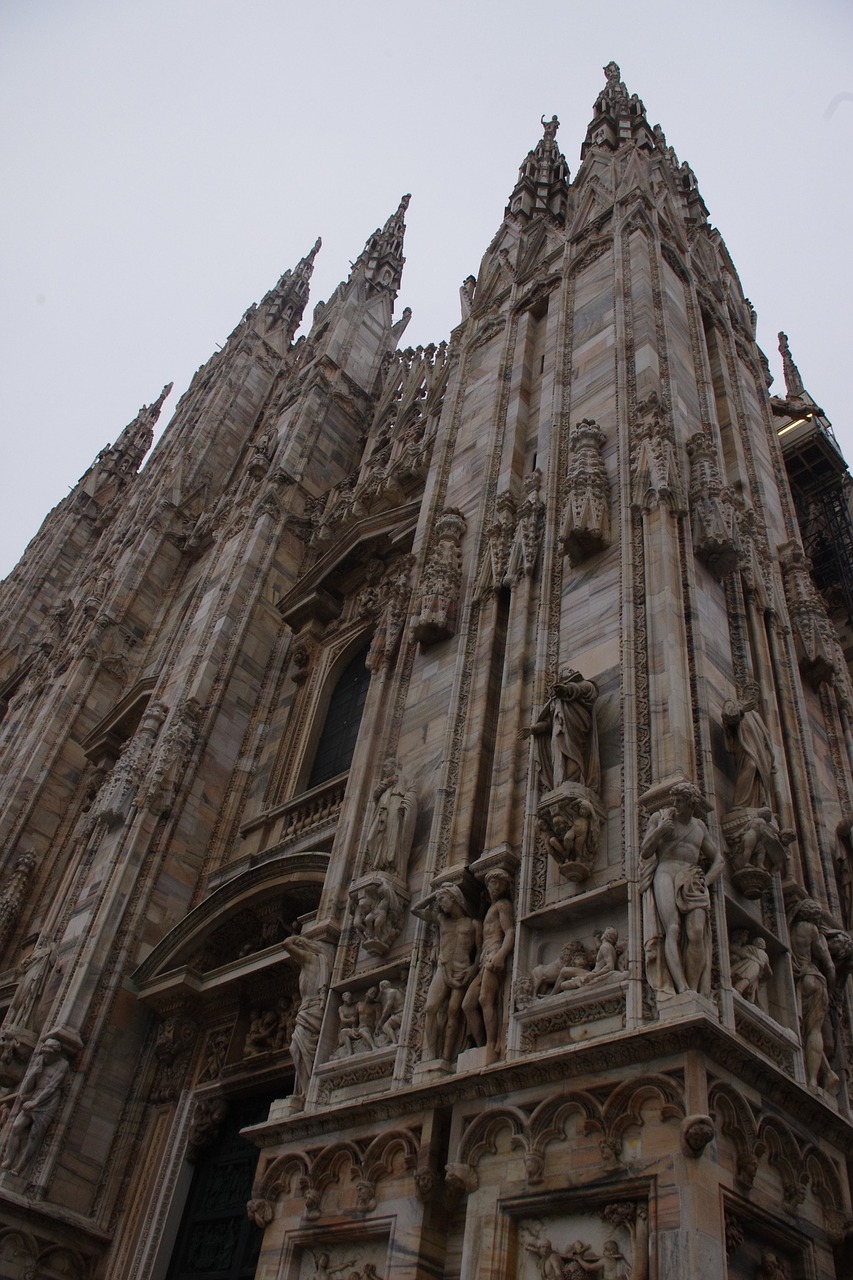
[0,1037,69,1177]
[778,331,804,399]
[349,874,405,956]
[150,1014,197,1103]
[137,698,200,815]
[244,1006,281,1057]
[461,870,515,1061]
[723,806,794,898]
[640,781,724,997]
[526,1237,630,1279]
[531,930,626,998]
[536,793,603,887]
[413,883,479,1062]
[722,698,776,810]
[410,508,466,644]
[779,541,836,688]
[686,431,739,577]
[0,852,37,960]
[528,669,601,795]
[186,1096,228,1162]
[475,492,516,600]
[196,1027,230,1083]
[787,897,839,1092]
[756,1251,791,1280]
[280,933,334,1100]
[362,762,417,880]
[562,419,611,564]
[4,937,57,1035]
[246,1197,274,1228]
[681,1113,715,1157]
[507,469,545,581]
[94,701,168,826]
[365,555,415,673]
[729,929,772,1003]
[630,391,685,514]
[330,987,386,1058]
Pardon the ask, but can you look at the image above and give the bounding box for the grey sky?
[1,0,851,579]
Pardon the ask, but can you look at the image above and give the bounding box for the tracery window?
[305,644,371,789]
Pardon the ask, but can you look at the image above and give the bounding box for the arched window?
[306,645,371,789]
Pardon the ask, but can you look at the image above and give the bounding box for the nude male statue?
[462,870,515,1058]
[412,884,480,1062]
[640,781,724,995]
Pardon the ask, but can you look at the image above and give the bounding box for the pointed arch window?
[306,645,371,789]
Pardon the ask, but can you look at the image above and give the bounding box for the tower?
[0,63,850,1280]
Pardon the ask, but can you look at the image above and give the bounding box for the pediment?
[278,502,418,630]
[133,849,328,1010]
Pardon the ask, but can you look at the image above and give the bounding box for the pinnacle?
[580,60,653,159]
[506,115,569,224]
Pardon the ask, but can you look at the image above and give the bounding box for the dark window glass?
[307,646,370,789]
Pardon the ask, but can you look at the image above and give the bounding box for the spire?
[110,383,172,477]
[506,115,569,225]
[349,195,410,296]
[262,237,322,336]
[581,61,655,159]
[778,331,805,399]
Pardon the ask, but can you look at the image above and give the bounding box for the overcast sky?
[1,0,851,579]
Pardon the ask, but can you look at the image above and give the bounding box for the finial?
[151,383,172,414]
[778,331,805,398]
[604,60,621,83]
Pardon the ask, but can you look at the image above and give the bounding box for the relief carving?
[531,928,626,999]
[365,555,415,673]
[508,468,545,581]
[0,1036,69,1177]
[686,430,740,576]
[330,984,403,1059]
[410,508,466,644]
[186,1096,228,1162]
[780,541,837,688]
[561,420,611,564]
[640,781,724,998]
[630,391,685,514]
[349,875,406,956]
[0,851,37,961]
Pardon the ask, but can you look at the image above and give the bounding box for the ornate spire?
[109,384,172,477]
[506,115,569,225]
[581,61,655,159]
[349,195,410,296]
[262,237,322,336]
[778,331,805,399]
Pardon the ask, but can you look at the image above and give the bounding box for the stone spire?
[262,237,322,337]
[580,60,655,158]
[107,383,172,478]
[778,331,805,398]
[348,194,410,296]
[506,115,569,225]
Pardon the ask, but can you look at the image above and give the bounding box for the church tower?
[0,64,850,1280]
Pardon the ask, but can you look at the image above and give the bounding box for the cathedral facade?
[0,63,852,1280]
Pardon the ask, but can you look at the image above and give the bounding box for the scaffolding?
[777,411,853,624]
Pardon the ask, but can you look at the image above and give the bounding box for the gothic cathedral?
[0,63,852,1280]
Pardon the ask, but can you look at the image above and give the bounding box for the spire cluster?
[262,237,322,336]
[349,194,411,296]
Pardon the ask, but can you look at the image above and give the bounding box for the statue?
[729,929,772,1004]
[722,699,776,810]
[410,508,466,644]
[787,897,839,1092]
[362,764,417,879]
[462,870,515,1059]
[739,808,793,875]
[528,669,600,794]
[0,1037,69,1176]
[640,782,725,997]
[350,875,404,955]
[525,1239,566,1280]
[280,934,333,1099]
[375,979,404,1044]
[4,937,56,1034]
[412,884,479,1062]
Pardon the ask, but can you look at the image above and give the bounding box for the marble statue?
[462,870,515,1058]
[413,884,479,1062]
[363,764,417,879]
[0,1037,69,1176]
[528,670,601,794]
[640,781,724,996]
[722,699,776,810]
